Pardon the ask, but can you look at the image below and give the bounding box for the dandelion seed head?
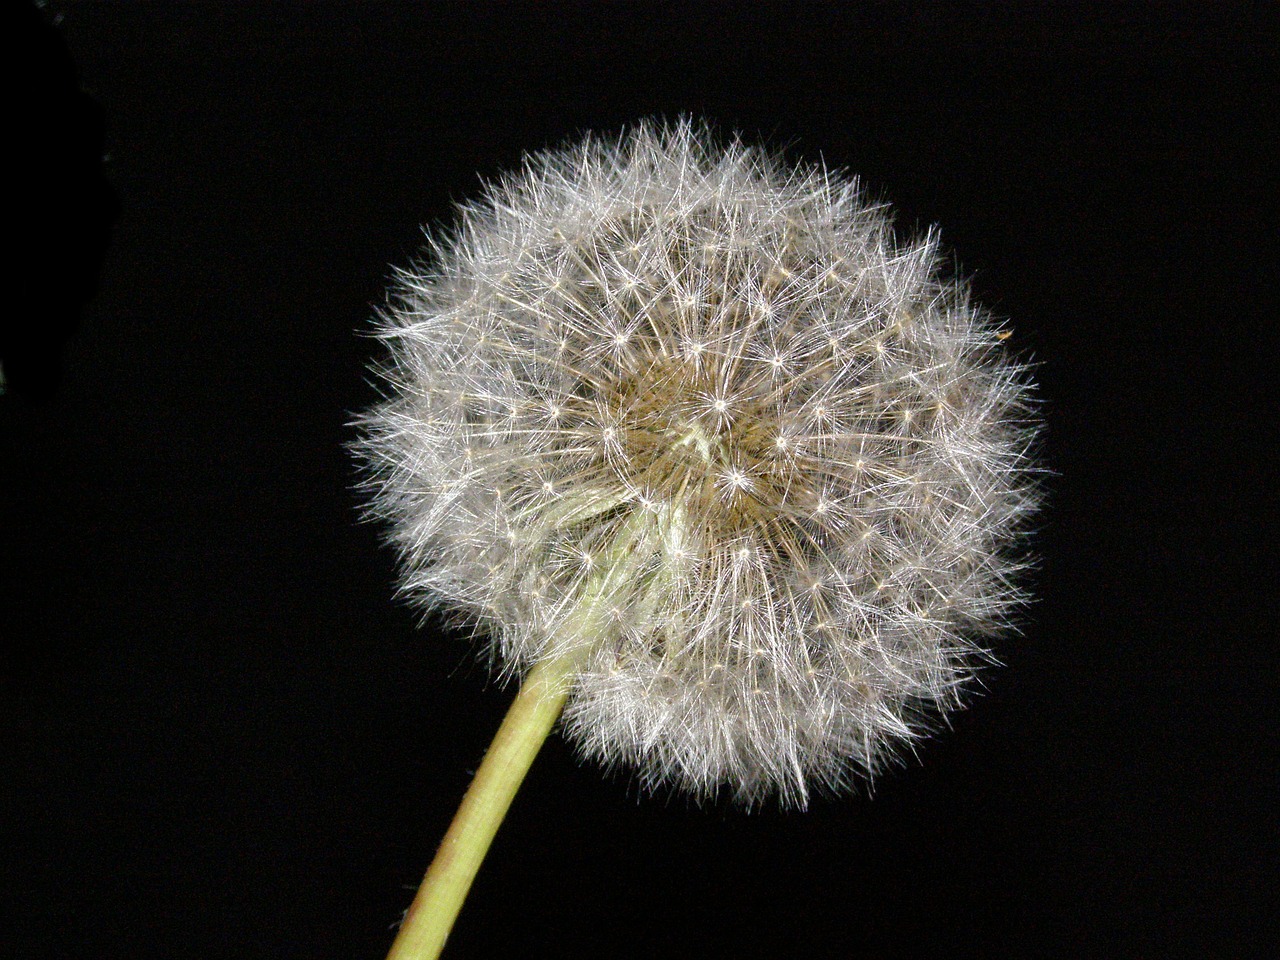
[356,120,1039,807]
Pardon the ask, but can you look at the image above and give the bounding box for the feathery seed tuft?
[356,120,1039,807]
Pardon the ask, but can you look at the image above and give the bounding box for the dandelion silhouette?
[356,120,1038,958]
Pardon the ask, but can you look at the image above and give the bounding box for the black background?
[3,2,1276,958]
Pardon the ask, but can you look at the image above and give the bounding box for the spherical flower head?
[356,120,1039,807]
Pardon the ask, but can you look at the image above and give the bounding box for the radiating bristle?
[355,119,1040,807]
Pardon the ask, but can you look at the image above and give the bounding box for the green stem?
[385,655,576,960]
[387,507,654,958]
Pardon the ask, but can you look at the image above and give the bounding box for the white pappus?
[355,119,1040,808]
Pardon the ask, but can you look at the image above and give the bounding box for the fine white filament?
[357,120,1038,807]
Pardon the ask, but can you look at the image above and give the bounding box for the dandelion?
[355,119,1039,958]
